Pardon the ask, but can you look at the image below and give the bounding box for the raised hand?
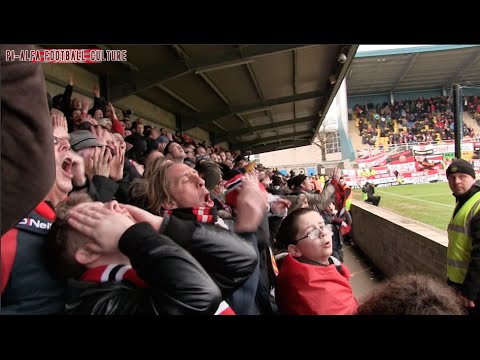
[235,173,268,233]
[109,142,125,181]
[89,146,112,179]
[120,204,163,231]
[81,97,90,114]
[332,167,341,183]
[67,202,135,254]
[52,113,68,131]
[70,151,87,187]
[108,102,118,121]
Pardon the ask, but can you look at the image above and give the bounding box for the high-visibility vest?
[447,192,480,284]
[341,184,353,211]
[362,187,368,201]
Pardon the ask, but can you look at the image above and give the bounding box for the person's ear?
[75,244,101,265]
[287,244,302,258]
[161,198,178,211]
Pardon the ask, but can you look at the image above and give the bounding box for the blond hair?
[147,160,175,215]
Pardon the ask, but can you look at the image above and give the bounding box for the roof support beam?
[447,48,480,87]
[391,53,418,92]
[240,45,275,142]
[241,130,312,150]
[239,139,311,154]
[157,84,200,112]
[311,45,358,143]
[168,46,231,139]
[196,71,256,138]
[182,90,326,130]
[292,49,299,136]
[109,45,308,101]
[110,62,188,102]
[215,115,317,143]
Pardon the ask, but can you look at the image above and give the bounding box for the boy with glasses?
[274,208,357,315]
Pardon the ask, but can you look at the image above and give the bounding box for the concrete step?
[344,242,384,301]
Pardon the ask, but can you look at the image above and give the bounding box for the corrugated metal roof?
[41,44,358,154]
[348,45,480,97]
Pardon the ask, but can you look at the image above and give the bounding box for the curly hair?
[356,273,466,315]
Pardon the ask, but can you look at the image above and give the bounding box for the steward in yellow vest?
[446,159,480,315]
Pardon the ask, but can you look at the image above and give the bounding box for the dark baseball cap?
[69,130,104,152]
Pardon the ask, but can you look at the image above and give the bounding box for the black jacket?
[71,175,119,203]
[115,160,142,204]
[362,183,375,196]
[65,217,258,315]
[65,223,222,315]
[160,215,258,298]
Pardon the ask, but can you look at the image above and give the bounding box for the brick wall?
[350,200,447,281]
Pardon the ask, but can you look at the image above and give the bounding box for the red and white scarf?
[162,207,217,224]
[81,264,234,315]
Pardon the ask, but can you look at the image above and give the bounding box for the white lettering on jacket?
[18,218,52,230]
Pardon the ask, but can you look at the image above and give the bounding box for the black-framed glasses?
[293,224,332,244]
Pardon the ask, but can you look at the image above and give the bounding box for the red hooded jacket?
[275,254,358,315]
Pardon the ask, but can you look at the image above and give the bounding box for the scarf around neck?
[81,264,234,315]
[162,206,217,224]
[81,264,148,288]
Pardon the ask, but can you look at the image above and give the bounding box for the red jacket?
[275,254,358,315]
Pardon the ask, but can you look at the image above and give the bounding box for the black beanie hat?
[272,175,283,187]
[290,174,307,188]
[446,159,476,179]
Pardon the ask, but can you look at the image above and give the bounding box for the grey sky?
[357,45,435,53]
